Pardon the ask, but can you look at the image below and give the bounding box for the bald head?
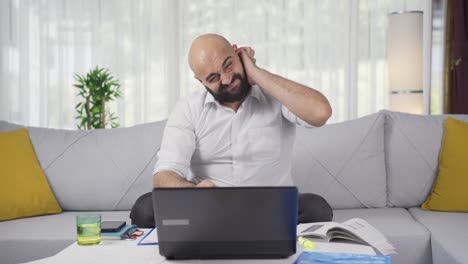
[188,34,235,78]
[187,34,250,104]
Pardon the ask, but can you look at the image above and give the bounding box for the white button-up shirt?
[153,85,313,186]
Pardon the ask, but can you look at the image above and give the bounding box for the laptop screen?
[152,187,298,259]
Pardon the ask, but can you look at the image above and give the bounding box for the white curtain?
[0,0,426,129]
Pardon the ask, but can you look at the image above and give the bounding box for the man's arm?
[153,171,217,188]
[152,99,199,188]
[254,69,332,127]
[152,99,218,189]
[153,170,196,188]
[237,48,332,127]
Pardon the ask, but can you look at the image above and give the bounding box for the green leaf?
[80,118,87,127]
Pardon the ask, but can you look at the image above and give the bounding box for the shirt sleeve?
[153,100,196,179]
[281,105,316,128]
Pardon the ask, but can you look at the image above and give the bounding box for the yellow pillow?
[422,117,468,212]
[0,128,62,221]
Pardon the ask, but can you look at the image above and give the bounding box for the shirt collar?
[203,85,265,106]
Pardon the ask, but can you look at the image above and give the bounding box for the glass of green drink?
[76,214,101,245]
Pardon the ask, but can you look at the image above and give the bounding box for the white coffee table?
[24,228,305,264]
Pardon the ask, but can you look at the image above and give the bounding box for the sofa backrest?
[0,120,166,211]
[291,111,387,209]
[3,110,468,211]
[384,111,468,208]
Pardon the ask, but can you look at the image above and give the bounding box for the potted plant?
[73,66,122,129]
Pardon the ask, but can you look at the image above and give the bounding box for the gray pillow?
[0,120,166,211]
[384,111,468,208]
[291,111,386,209]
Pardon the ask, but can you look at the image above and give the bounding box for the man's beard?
[205,73,251,104]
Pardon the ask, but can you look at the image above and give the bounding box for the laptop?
[152,186,298,260]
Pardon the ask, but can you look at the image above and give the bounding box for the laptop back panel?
[152,187,298,259]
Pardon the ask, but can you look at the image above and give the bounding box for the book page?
[298,218,396,255]
[327,229,366,244]
[334,218,396,255]
[297,222,342,239]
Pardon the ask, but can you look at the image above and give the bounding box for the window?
[0,0,427,128]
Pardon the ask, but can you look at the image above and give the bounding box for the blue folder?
[295,251,391,264]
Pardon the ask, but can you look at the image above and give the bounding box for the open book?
[297,218,396,255]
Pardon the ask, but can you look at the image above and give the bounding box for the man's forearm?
[254,68,332,127]
[153,170,196,188]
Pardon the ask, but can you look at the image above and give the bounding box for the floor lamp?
[387,11,424,114]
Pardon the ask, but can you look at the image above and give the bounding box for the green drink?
[76,215,101,245]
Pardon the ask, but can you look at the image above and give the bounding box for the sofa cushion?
[0,128,61,221]
[292,111,386,209]
[384,111,468,208]
[422,117,468,212]
[0,211,131,264]
[409,207,468,264]
[0,120,166,211]
[333,208,432,264]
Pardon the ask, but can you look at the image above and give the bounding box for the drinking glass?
[76,214,101,245]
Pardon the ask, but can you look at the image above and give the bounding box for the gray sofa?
[1,110,467,264]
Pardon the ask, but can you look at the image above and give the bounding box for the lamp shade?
[387,11,423,114]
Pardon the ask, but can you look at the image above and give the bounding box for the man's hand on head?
[232,42,331,127]
[233,45,259,86]
[196,179,218,188]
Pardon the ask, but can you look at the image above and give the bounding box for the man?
[130,34,333,227]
